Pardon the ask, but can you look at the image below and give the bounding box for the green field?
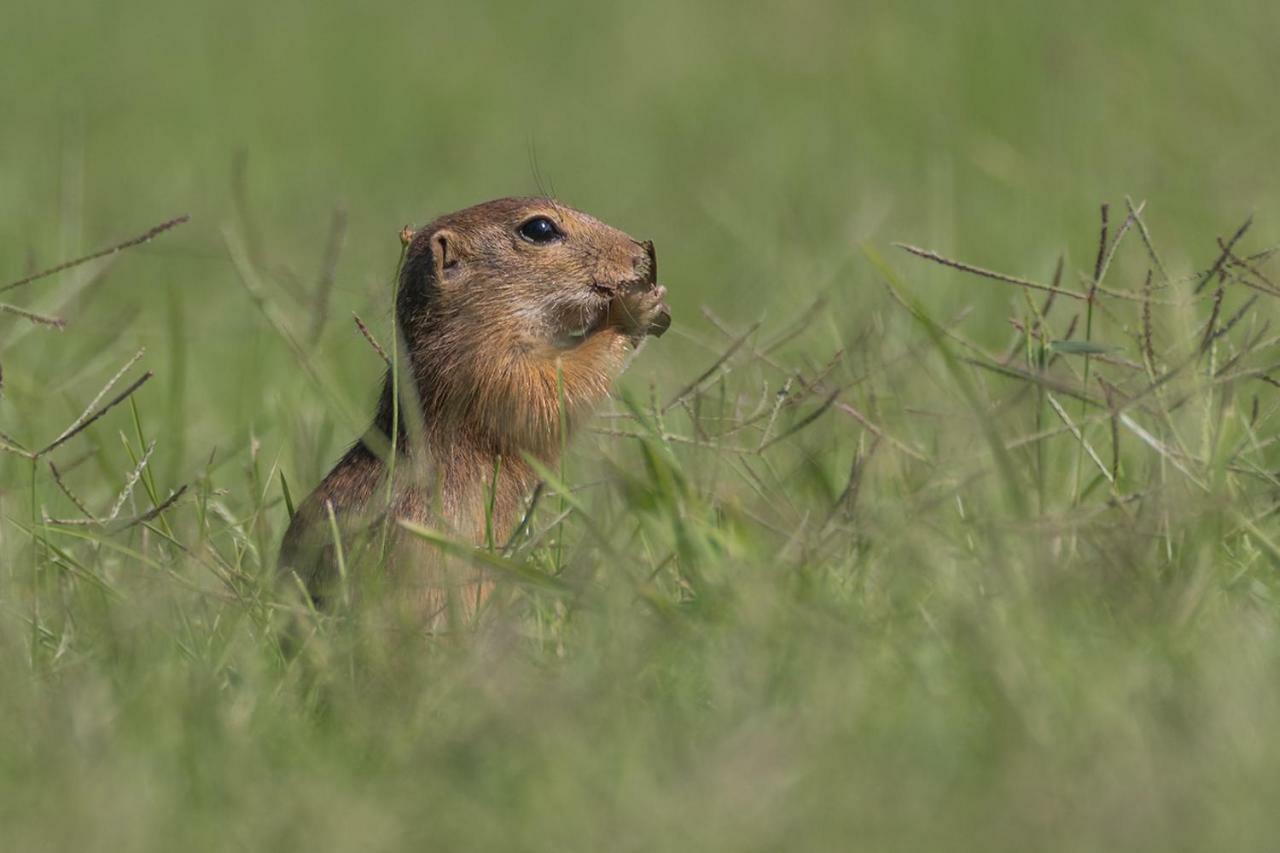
[4,1,1280,849]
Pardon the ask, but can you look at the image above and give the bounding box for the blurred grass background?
[4,0,1280,850]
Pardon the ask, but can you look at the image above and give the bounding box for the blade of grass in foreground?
[396,519,570,594]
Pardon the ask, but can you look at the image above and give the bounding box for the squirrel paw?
[610,284,670,340]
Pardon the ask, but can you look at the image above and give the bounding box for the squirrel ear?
[401,225,463,293]
[430,228,460,282]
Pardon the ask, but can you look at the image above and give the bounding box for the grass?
[5,1,1280,850]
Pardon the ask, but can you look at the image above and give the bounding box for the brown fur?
[278,197,668,619]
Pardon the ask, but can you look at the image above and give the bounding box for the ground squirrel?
[279,197,669,618]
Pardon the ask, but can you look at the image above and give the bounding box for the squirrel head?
[386,197,669,453]
[398,197,668,350]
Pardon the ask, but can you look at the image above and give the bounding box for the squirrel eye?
[518,216,563,244]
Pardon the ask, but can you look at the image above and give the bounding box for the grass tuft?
[7,199,1280,850]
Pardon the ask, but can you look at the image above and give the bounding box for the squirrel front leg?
[554,283,669,404]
